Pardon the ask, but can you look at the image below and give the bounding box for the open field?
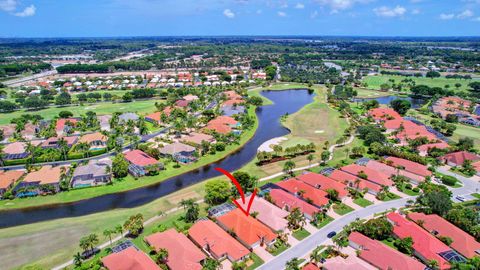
[363,74,476,92]
[354,87,392,98]
[0,99,161,125]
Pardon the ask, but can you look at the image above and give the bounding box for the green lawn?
[353,198,374,207]
[0,107,258,210]
[0,100,162,125]
[268,242,290,256]
[472,193,480,199]
[312,216,334,229]
[380,192,402,201]
[363,74,474,92]
[381,238,398,250]
[292,228,311,241]
[332,203,355,215]
[247,252,264,270]
[397,184,420,196]
[354,88,392,98]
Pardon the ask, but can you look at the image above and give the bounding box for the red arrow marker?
[215,167,257,216]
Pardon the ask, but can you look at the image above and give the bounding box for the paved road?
[259,167,480,270]
[3,70,57,87]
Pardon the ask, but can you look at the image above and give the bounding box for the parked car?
[327,231,337,238]
[456,196,465,202]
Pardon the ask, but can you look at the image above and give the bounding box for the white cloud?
[314,0,372,12]
[311,10,319,18]
[474,17,480,21]
[223,8,235,18]
[439,13,455,20]
[411,9,420,15]
[256,9,262,14]
[14,4,35,17]
[277,11,287,17]
[373,5,406,17]
[295,3,305,9]
[457,9,474,19]
[0,0,16,11]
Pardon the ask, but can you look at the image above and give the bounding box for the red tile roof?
[295,172,348,198]
[302,263,320,270]
[349,232,425,270]
[145,112,162,123]
[268,188,320,218]
[79,132,107,144]
[366,160,425,183]
[235,195,289,231]
[222,99,245,106]
[417,142,450,153]
[204,123,232,134]
[124,150,159,167]
[440,151,480,166]
[328,170,382,193]
[276,179,329,207]
[340,164,394,187]
[0,170,24,189]
[102,247,160,270]
[385,157,432,177]
[145,229,206,270]
[209,116,238,126]
[55,118,78,131]
[387,212,451,270]
[368,108,401,121]
[217,208,277,247]
[175,99,190,107]
[23,166,65,185]
[408,212,480,259]
[188,219,250,261]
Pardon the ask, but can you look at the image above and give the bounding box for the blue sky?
[1,0,480,37]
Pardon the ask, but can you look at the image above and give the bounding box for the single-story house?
[159,142,196,163]
[98,115,112,132]
[216,208,277,249]
[183,94,199,102]
[2,141,34,160]
[368,108,401,122]
[221,104,246,117]
[267,187,320,221]
[295,172,349,200]
[71,158,112,188]
[101,246,160,270]
[0,170,24,198]
[349,232,425,270]
[188,219,250,262]
[387,212,460,269]
[78,132,108,149]
[340,164,394,187]
[235,195,289,232]
[56,118,79,135]
[365,159,425,185]
[145,229,206,270]
[385,157,432,178]
[439,151,480,167]
[119,112,139,123]
[41,136,78,149]
[144,112,164,125]
[275,179,329,207]
[180,132,215,146]
[21,122,39,140]
[417,142,450,157]
[15,166,66,196]
[175,99,190,108]
[328,170,382,195]
[124,150,162,177]
[204,116,241,135]
[408,212,480,259]
[0,124,16,143]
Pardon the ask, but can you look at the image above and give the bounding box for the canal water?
[0,89,315,228]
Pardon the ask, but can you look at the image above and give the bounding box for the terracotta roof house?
[0,124,16,142]
[386,212,454,269]
[223,90,243,100]
[55,118,78,135]
[16,166,66,195]
[235,195,289,232]
[368,108,401,121]
[209,116,239,127]
[385,157,432,177]
[417,142,450,157]
[365,160,425,185]
[180,132,215,146]
[145,112,164,125]
[71,158,112,188]
[408,212,480,259]
[216,208,277,249]
[222,99,245,107]
[340,164,394,187]
[21,122,38,140]
[124,150,162,177]
[101,246,160,270]
[2,142,29,160]
[295,172,348,199]
[0,170,24,197]
[78,132,107,149]
[204,122,232,135]
[183,94,199,101]
[275,179,329,207]
[349,232,426,270]
[322,253,377,270]
[188,219,250,262]
[439,151,480,167]
[41,136,78,149]
[302,263,320,270]
[145,229,206,270]
[175,99,190,108]
[159,142,196,163]
[328,170,382,195]
[268,188,320,220]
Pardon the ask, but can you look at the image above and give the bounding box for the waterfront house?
[159,142,196,163]
[71,158,112,188]
[124,149,162,177]
[16,166,66,196]
[0,170,24,198]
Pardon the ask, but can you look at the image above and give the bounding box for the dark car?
[327,231,337,238]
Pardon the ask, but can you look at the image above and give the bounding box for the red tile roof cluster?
[235,195,289,232]
[385,157,432,177]
[217,208,277,247]
[432,96,473,119]
[224,91,243,100]
[222,99,245,106]
[368,108,401,121]
[440,151,480,166]
[102,247,160,270]
[188,219,249,261]
[276,179,329,207]
[145,229,206,270]
[340,164,394,187]
[387,212,451,270]
[328,170,382,193]
[124,150,159,167]
[295,172,348,198]
[268,188,320,218]
[365,160,425,184]
[349,232,425,270]
[408,212,480,259]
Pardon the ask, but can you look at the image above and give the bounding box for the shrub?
[441,175,457,186]
[412,187,420,192]
[405,183,413,190]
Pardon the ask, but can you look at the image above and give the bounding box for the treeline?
[280,66,341,84]
[56,60,152,74]
[0,62,52,76]
[380,70,423,77]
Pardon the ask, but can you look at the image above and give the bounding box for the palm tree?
[103,229,113,245]
[73,252,83,267]
[155,248,169,264]
[287,207,306,231]
[283,160,296,175]
[0,145,4,166]
[310,246,323,265]
[307,154,315,167]
[115,224,124,237]
[76,142,90,158]
[285,257,302,270]
[87,233,99,253]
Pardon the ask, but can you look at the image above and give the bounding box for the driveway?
[253,246,274,262]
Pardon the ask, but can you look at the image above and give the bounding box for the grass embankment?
[0,107,258,210]
[0,99,161,125]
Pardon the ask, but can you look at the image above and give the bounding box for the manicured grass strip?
[380,192,402,201]
[381,238,398,250]
[247,252,264,270]
[353,198,373,208]
[292,228,311,241]
[268,242,289,256]
[472,193,480,199]
[312,216,334,229]
[332,203,354,215]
